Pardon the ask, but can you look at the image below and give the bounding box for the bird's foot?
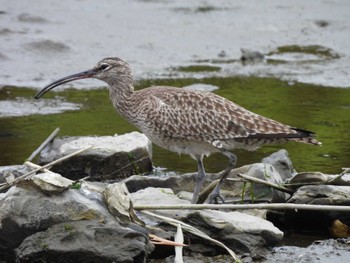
[208,192,225,204]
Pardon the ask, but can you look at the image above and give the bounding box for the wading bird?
[35,57,321,204]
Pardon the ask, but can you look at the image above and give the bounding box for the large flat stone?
[132,187,283,257]
[16,220,153,263]
[38,132,152,181]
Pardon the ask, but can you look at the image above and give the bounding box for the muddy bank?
[0,0,350,88]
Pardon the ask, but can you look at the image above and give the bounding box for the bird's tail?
[290,128,322,146]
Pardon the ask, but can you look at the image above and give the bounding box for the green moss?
[70,182,82,189]
[269,45,340,59]
[64,224,74,232]
[195,6,216,13]
[175,65,221,73]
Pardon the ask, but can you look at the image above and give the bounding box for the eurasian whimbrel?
[35,57,321,204]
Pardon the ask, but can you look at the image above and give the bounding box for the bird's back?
[125,86,320,153]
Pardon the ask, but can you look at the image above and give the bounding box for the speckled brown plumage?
[35,57,321,204]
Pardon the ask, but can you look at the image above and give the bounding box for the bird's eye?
[100,64,109,70]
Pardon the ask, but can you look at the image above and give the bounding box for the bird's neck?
[108,79,134,118]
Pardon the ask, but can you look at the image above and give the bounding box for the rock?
[16,220,153,263]
[284,185,350,233]
[126,153,290,204]
[0,183,153,262]
[149,253,237,263]
[185,210,283,256]
[329,219,350,238]
[0,165,31,184]
[38,132,153,181]
[261,238,350,263]
[104,182,141,225]
[225,163,290,203]
[124,173,197,194]
[287,171,350,189]
[240,48,264,64]
[262,149,295,182]
[132,187,283,257]
[288,185,350,205]
[286,172,330,189]
[28,171,74,194]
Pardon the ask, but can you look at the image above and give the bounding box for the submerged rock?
[38,132,153,181]
[262,238,350,263]
[240,48,265,64]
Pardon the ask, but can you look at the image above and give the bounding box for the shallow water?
[0,76,349,174]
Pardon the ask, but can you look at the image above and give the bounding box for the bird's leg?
[208,150,237,204]
[191,157,206,204]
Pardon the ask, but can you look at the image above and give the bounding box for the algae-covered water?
[0,76,349,174]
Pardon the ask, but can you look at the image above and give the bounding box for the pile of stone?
[0,132,349,263]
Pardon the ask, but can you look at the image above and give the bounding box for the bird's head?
[34,57,132,99]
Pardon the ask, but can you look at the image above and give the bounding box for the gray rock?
[16,220,153,263]
[262,149,295,181]
[38,132,153,181]
[132,187,283,257]
[288,185,350,205]
[261,238,350,263]
[185,210,283,256]
[240,48,265,64]
[0,184,153,262]
[287,171,350,189]
[284,185,350,232]
[125,158,290,203]
[0,165,31,184]
[124,173,198,194]
[225,162,290,203]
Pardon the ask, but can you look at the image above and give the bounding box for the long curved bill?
[34,69,96,99]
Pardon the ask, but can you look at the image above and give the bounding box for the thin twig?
[328,167,350,183]
[27,128,60,161]
[142,210,240,262]
[236,173,294,194]
[134,203,350,212]
[24,161,55,173]
[0,146,93,191]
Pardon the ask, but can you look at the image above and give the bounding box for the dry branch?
[27,127,60,161]
[134,203,350,212]
[0,146,93,191]
[236,173,294,194]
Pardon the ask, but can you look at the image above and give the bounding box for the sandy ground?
[0,0,349,89]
